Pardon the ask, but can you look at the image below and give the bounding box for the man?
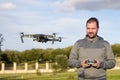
[68,17,116,80]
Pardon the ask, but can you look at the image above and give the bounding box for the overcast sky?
[0,0,120,51]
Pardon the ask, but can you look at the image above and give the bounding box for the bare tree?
[0,33,4,52]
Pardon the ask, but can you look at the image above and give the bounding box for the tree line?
[0,44,120,64]
[0,46,72,64]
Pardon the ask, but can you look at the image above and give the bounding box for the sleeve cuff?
[99,61,105,69]
[76,60,81,68]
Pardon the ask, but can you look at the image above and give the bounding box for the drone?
[20,32,62,44]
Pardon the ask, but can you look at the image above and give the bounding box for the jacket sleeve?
[99,42,116,69]
[68,41,82,68]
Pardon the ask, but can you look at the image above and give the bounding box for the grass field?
[0,69,120,80]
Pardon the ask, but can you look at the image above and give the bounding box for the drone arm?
[20,36,24,43]
[52,33,56,44]
[24,34,34,38]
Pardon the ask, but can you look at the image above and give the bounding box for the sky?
[0,0,120,51]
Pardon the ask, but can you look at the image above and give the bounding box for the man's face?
[86,22,99,39]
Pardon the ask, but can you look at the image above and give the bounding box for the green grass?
[107,69,120,80]
[0,69,120,80]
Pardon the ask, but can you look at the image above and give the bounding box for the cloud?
[0,2,16,9]
[53,0,120,12]
[55,17,81,26]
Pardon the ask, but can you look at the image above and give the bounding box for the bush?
[55,55,68,71]
[51,64,61,74]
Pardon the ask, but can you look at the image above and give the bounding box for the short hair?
[86,17,99,28]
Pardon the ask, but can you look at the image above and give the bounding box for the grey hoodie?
[68,36,116,79]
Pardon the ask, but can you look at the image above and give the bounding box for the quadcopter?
[20,32,62,44]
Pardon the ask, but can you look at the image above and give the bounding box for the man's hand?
[92,60,100,68]
[81,60,90,68]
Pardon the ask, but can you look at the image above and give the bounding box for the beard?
[87,32,97,39]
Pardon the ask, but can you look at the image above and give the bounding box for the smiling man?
[68,17,116,80]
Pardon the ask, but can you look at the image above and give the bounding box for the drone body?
[20,32,62,44]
